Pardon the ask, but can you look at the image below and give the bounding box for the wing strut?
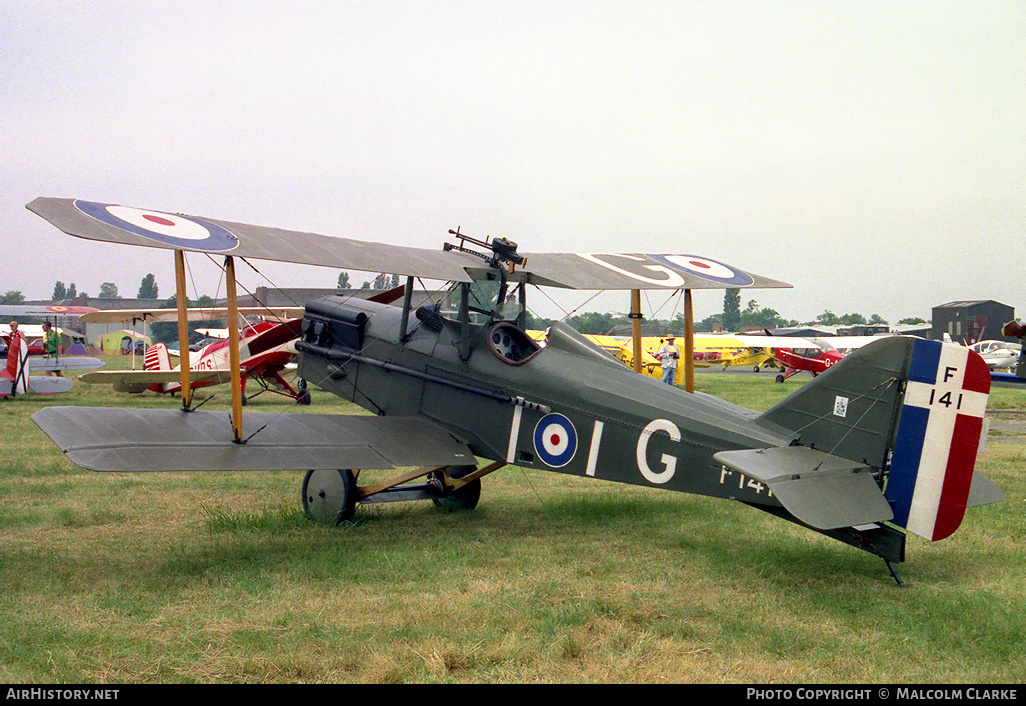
[630,290,643,373]
[683,289,695,393]
[224,256,244,442]
[174,250,193,409]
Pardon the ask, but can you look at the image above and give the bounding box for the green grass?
[0,359,1024,682]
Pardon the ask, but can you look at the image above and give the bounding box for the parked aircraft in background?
[968,340,1020,371]
[0,305,104,396]
[81,317,309,404]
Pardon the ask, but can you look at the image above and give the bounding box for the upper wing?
[80,307,305,324]
[33,407,476,472]
[27,197,790,291]
[0,304,99,317]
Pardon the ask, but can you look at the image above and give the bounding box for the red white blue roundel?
[647,255,754,287]
[74,200,239,253]
[533,413,578,468]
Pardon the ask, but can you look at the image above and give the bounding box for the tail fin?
[757,336,996,541]
[144,342,171,372]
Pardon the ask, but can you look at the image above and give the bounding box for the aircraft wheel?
[296,390,312,405]
[775,374,785,383]
[754,365,760,373]
[432,465,481,513]
[240,394,248,406]
[302,469,357,525]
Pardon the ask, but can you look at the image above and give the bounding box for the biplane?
[79,306,309,404]
[26,198,1004,584]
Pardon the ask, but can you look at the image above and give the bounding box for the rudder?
[885,339,990,540]
[144,342,171,372]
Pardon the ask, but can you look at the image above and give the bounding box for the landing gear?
[302,468,357,525]
[299,462,501,525]
[296,379,312,405]
[430,464,481,512]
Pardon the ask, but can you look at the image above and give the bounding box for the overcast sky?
[2,1,1023,325]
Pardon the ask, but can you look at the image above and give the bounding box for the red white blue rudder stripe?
[886,339,990,541]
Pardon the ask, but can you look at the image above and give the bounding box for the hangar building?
[931,300,1015,343]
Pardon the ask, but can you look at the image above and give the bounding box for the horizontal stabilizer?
[713,446,893,530]
[31,356,104,371]
[32,407,476,472]
[26,376,74,395]
[968,471,1006,508]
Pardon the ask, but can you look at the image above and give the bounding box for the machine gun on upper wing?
[26,197,1004,584]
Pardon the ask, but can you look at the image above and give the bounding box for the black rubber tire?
[302,469,357,525]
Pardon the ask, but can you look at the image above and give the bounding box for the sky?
[1,1,1023,326]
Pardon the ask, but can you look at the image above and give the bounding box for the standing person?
[5,321,29,394]
[41,321,64,377]
[660,336,680,385]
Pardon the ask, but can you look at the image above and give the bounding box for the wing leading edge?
[27,197,790,291]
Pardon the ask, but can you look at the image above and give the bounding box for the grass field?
[1,359,1023,683]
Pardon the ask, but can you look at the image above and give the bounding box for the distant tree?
[816,310,840,325]
[868,314,888,325]
[149,294,221,345]
[839,312,868,325]
[337,271,350,289]
[567,311,630,335]
[722,289,741,332]
[372,273,389,289]
[0,290,25,305]
[390,273,400,288]
[695,313,724,332]
[98,282,120,298]
[67,283,77,299]
[898,316,927,325]
[739,300,792,329]
[52,281,67,300]
[138,274,158,299]
[523,311,554,330]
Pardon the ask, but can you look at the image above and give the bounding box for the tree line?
[14,275,928,341]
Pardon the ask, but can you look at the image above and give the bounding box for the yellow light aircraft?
[638,335,781,384]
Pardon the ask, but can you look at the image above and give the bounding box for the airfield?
[1,354,1022,684]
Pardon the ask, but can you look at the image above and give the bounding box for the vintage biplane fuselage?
[294,293,920,564]
[300,295,789,496]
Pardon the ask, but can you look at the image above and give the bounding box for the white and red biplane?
[80,308,309,405]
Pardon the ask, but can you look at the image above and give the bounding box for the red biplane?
[80,309,309,404]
